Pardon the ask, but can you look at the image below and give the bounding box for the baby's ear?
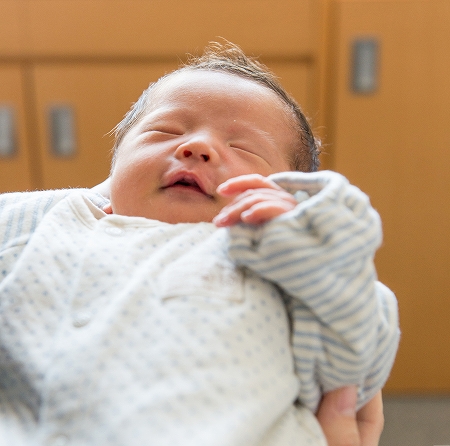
[103,203,113,214]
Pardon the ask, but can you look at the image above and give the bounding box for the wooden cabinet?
[0,0,318,192]
[325,0,450,393]
[31,62,181,189]
[0,64,34,192]
[22,0,315,58]
[0,1,25,56]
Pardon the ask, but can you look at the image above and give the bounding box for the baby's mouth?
[162,175,214,198]
[172,179,203,193]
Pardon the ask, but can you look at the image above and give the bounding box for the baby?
[0,42,399,445]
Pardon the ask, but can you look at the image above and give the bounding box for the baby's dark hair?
[111,41,321,172]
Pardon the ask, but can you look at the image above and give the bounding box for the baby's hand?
[213,174,297,227]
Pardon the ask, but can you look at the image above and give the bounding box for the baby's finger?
[225,187,297,208]
[217,174,283,196]
[214,190,296,226]
[240,201,296,225]
[218,189,287,218]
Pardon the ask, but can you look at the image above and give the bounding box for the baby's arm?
[0,190,67,252]
[0,188,108,255]
[216,170,399,413]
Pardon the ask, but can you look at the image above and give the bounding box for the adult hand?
[213,174,297,226]
[316,387,384,446]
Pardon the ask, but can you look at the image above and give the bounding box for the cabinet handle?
[0,106,16,157]
[49,105,77,157]
[351,38,379,94]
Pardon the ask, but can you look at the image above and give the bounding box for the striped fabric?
[0,189,108,252]
[228,170,400,411]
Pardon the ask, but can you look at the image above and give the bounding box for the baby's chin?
[105,202,218,224]
[155,206,220,224]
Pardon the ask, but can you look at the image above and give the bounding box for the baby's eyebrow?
[141,107,183,123]
[231,123,276,146]
[253,128,276,146]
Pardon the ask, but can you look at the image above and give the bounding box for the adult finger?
[357,391,384,446]
[316,386,361,446]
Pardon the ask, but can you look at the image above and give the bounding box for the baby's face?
[109,70,296,223]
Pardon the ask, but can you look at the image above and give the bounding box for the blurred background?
[1,0,449,444]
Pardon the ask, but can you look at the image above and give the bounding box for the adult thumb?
[316,386,361,446]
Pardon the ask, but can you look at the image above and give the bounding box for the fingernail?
[216,182,228,192]
[336,386,357,417]
[213,213,226,225]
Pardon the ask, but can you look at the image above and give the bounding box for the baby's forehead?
[147,70,279,107]
[143,69,297,128]
[152,68,261,93]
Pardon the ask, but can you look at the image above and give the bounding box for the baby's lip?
[161,171,214,198]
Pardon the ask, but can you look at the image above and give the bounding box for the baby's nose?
[183,149,210,162]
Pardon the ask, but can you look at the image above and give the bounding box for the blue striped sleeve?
[0,189,109,252]
[227,170,400,412]
[0,190,68,251]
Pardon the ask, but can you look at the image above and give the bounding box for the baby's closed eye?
[147,126,184,135]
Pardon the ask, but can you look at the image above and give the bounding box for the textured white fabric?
[0,171,399,445]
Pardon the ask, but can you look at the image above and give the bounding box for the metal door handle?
[0,106,16,157]
[351,38,379,94]
[49,105,77,157]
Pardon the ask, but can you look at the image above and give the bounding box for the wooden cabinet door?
[327,0,450,393]
[0,65,34,193]
[31,62,180,189]
[267,62,313,122]
[23,0,315,58]
[0,0,25,57]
